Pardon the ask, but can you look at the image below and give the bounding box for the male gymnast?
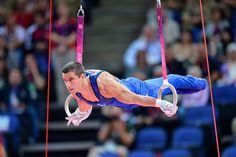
[62,61,207,126]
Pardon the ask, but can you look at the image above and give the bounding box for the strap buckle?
[156,0,161,7]
[77,5,85,17]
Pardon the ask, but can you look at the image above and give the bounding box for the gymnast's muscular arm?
[73,95,92,112]
[97,72,160,108]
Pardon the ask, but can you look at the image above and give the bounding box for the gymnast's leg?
[144,74,207,97]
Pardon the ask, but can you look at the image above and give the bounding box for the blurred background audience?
[0,0,236,157]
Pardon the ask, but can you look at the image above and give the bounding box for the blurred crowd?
[0,0,49,156]
[0,0,236,157]
[89,0,236,157]
[124,0,236,86]
[0,0,99,156]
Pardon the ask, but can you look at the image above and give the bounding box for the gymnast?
[62,61,207,126]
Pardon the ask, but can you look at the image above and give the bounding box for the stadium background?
[0,0,236,157]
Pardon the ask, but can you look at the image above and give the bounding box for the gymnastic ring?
[65,94,74,117]
[158,79,178,106]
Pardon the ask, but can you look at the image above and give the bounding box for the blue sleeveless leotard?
[76,70,207,110]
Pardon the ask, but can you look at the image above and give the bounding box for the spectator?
[195,41,221,82]
[165,0,183,23]
[51,0,76,105]
[23,53,46,121]
[181,65,209,108]
[127,50,151,80]
[124,24,161,72]
[25,9,49,95]
[218,43,236,86]
[223,0,236,40]
[219,28,234,60]
[0,4,9,27]
[34,0,49,19]
[182,0,217,41]
[172,29,198,66]
[165,45,186,75]
[87,106,136,157]
[208,28,233,61]
[29,38,57,103]
[25,10,49,51]
[196,43,209,76]
[147,7,180,45]
[182,0,200,31]
[0,57,21,157]
[0,13,26,69]
[206,7,230,39]
[7,69,39,144]
[11,0,34,29]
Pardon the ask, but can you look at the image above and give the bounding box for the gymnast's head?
[62,61,86,94]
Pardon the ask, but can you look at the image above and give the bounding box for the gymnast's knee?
[167,74,208,90]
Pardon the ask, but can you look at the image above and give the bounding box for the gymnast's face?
[62,71,85,94]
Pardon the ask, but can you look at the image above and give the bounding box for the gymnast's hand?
[65,107,92,126]
[65,111,82,126]
[156,99,178,117]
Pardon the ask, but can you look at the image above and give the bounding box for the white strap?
[75,107,92,121]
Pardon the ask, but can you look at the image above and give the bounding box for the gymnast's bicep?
[97,72,140,104]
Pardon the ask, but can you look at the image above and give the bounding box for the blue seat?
[213,86,236,105]
[172,127,203,148]
[234,136,236,145]
[183,106,219,126]
[128,150,155,157]
[99,152,119,157]
[162,149,192,157]
[136,127,167,150]
[222,146,236,157]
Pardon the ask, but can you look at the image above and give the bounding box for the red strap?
[199,0,221,156]
[76,14,84,63]
[45,0,52,156]
[156,2,167,80]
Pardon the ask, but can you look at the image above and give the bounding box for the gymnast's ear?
[79,73,86,78]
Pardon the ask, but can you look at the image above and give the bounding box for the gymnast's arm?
[97,72,160,108]
[73,95,93,112]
